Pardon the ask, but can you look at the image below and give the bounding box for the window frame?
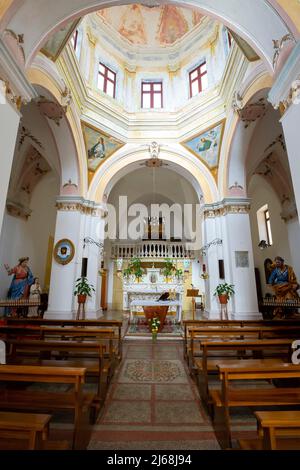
[98,62,117,99]
[141,81,163,109]
[72,29,79,53]
[264,209,273,246]
[189,61,208,98]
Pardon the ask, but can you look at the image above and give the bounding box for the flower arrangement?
[149,317,160,341]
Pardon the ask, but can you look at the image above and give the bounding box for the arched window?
[257,204,273,246]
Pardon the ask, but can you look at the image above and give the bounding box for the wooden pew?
[195,339,293,406]
[0,411,51,450]
[239,411,300,450]
[187,325,300,371]
[5,338,112,400]
[6,318,123,360]
[210,362,300,449]
[183,319,300,362]
[0,364,95,449]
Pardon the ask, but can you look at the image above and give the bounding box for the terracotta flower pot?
[77,294,87,304]
[219,294,228,305]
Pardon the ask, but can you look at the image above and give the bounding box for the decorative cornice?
[0,38,37,104]
[272,34,295,69]
[280,200,298,223]
[268,41,300,114]
[56,197,106,217]
[6,200,32,220]
[203,198,251,219]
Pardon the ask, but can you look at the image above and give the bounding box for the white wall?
[249,174,292,295]
[0,173,59,298]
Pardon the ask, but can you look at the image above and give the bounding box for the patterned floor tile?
[155,384,194,400]
[103,401,151,424]
[112,384,152,400]
[155,402,204,424]
[119,359,188,383]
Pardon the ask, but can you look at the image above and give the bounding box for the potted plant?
[123,258,145,282]
[162,258,176,282]
[175,268,183,280]
[74,277,95,304]
[214,282,235,305]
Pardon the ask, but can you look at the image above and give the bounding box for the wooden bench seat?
[239,411,300,450]
[6,338,112,399]
[188,330,294,371]
[0,411,51,449]
[0,438,70,450]
[6,318,123,360]
[194,339,292,406]
[0,364,95,449]
[210,362,300,449]
[183,319,300,361]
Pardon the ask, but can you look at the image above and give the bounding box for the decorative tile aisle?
[87,340,221,450]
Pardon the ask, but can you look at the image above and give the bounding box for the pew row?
[210,362,300,449]
[194,339,293,406]
[6,318,123,360]
[5,338,114,400]
[0,365,95,449]
[239,411,300,450]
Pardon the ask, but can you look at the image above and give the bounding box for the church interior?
[0,0,300,452]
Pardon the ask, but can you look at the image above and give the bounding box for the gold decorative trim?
[204,202,250,219]
[278,75,300,114]
[56,200,105,217]
[0,77,26,110]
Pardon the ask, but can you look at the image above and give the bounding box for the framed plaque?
[53,239,75,265]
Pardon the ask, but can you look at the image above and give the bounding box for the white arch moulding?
[88,144,219,205]
[27,57,88,196]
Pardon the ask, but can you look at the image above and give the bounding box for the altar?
[122,267,184,322]
[130,299,182,325]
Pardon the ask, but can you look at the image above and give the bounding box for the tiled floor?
[87,339,221,450]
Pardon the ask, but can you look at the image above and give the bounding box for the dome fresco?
[97,4,205,47]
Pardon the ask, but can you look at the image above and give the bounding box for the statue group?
[268,256,300,318]
[4,257,42,317]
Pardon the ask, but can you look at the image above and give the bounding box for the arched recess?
[223,72,273,198]
[87,145,219,205]
[0,0,296,73]
[27,58,87,196]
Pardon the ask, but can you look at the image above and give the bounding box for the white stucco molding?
[268,41,300,111]
[203,198,251,219]
[0,38,37,104]
[56,196,106,217]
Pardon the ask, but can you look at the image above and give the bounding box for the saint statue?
[28,277,42,317]
[268,256,299,317]
[4,257,34,316]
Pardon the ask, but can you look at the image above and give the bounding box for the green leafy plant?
[123,258,145,280]
[175,268,183,279]
[74,277,95,297]
[214,282,235,298]
[162,258,176,278]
